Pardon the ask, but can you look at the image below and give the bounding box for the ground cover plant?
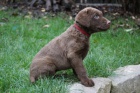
[0,9,140,93]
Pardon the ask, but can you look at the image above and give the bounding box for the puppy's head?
[75,7,110,32]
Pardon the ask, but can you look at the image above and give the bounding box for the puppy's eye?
[94,15,99,19]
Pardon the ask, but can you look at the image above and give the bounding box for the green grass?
[0,9,140,93]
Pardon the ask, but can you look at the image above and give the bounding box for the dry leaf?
[125,28,133,32]
[0,6,8,11]
[0,22,6,26]
[28,11,32,15]
[41,8,46,12]
[43,24,50,28]
[131,16,136,20]
[24,15,32,19]
[43,16,47,19]
[69,16,72,20]
[1,18,9,22]
[113,13,119,16]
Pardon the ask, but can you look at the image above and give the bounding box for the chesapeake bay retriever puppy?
[30,7,110,87]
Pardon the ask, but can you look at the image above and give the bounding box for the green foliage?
[0,10,140,93]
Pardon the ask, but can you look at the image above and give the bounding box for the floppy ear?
[75,8,92,27]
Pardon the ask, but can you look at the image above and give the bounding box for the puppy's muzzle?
[107,20,111,25]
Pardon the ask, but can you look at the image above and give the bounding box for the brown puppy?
[30,7,110,87]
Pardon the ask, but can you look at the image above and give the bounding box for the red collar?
[74,24,90,37]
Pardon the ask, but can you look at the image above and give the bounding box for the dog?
[30,7,110,87]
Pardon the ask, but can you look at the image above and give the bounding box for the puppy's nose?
[107,20,111,25]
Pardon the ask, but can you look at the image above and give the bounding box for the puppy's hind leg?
[42,62,56,76]
[30,59,56,83]
[38,62,56,80]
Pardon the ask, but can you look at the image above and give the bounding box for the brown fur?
[30,7,110,87]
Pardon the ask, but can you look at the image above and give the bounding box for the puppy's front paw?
[81,78,94,87]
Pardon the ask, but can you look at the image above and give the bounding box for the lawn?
[0,9,140,93]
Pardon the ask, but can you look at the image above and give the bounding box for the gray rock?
[69,77,111,93]
[109,65,140,93]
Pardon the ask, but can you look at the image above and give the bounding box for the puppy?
[30,7,110,87]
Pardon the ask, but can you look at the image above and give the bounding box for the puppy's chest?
[76,43,89,59]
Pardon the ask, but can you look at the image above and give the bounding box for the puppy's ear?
[75,8,92,27]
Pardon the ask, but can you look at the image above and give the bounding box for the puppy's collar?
[74,24,90,37]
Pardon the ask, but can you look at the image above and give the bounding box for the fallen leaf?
[0,6,8,11]
[24,15,33,19]
[69,16,73,20]
[43,24,50,28]
[125,28,133,32]
[119,24,125,27]
[113,13,119,16]
[0,22,6,26]
[43,16,47,19]
[41,8,46,12]
[131,16,136,20]
[28,11,32,15]
[1,18,9,22]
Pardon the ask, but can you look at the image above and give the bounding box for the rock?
[109,65,140,93]
[69,77,111,93]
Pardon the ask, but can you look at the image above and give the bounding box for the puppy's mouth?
[97,24,110,31]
